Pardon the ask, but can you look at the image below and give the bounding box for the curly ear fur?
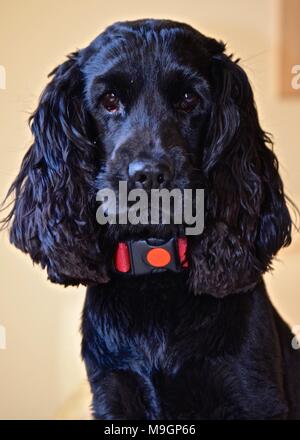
[188,53,292,297]
[3,52,109,285]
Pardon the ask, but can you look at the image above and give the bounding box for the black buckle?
[115,237,183,276]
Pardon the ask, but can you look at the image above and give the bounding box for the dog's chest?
[83,280,288,419]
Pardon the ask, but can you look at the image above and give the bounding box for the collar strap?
[114,237,188,276]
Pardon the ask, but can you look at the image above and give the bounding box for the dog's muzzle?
[113,237,188,276]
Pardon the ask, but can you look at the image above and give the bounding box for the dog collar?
[113,237,188,276]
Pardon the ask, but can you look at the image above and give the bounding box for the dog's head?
[3,19,292,295]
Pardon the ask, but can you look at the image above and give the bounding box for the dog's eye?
[100,92,120,112]
[175,91,200,113]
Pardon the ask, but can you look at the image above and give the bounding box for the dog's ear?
[189,53,292,297]
[2,52,109,285]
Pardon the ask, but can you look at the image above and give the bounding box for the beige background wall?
[0,0,299,419]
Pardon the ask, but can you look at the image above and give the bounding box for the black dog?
[3,19,300,419]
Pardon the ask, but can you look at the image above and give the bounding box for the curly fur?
[2,19,300,419]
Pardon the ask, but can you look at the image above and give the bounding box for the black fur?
[2,19,300,419]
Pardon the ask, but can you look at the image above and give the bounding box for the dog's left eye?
[100,92,120,113]
[174,91,200,113]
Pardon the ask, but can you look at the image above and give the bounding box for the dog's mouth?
[104,221,185,243]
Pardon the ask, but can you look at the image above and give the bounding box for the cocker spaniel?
[3,19,300,419]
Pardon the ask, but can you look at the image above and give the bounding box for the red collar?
[114,237,188,276]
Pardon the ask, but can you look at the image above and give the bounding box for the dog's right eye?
[100,92,120,113]
[174,91,200,113]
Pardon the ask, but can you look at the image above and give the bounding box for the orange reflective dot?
[146,248,171,267]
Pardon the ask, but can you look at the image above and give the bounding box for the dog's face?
[83,21,218,239]
[84,24,212,196]
[4,19,292,296]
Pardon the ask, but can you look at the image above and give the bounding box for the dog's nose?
[128,160,172,189]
